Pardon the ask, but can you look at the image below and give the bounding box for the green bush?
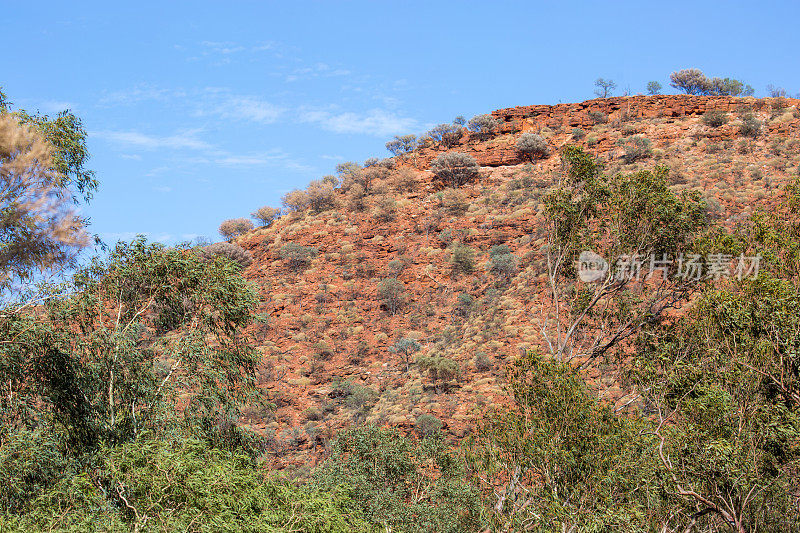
[516,132,550,160]
[378,278,405,315]
[739,112,761,137]
[467,114,499,137]
[430,152,480,187]
[1,435,372,532]
[280,242,318,270]
[218,217,254,240]
[571,127,586,140]
[449,242,476,274]
[251,205,280,226]
[312,425,482,533]
[196,241,253,269]
[701,110,729,128]
[622,135,653,163]
[386,134,418,156]
[415,414,443,437]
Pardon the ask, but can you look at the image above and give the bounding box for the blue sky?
[2,1,798,245]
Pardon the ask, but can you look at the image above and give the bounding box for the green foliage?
[196,241,253,269]
[377,277,405,315]
[0,237,260,453]
[430,152,480,187]
[646,80,662,95]
[390,337,421,371]
[280,242,318,270]
[515,132,549,160]
[218,217,254,240]
[415,414,442,437]
[386,134,418,156]
[702,110,729,127]
[739,112,761,137]
[571,127,586,140]
[449,241,475,274]
[313,426,482,533]
[670,68,754,96]
[2,434,372,532]
[621,135,652,163]
[13,107,98,203]
[468,352,658,531]
[416,355,459,390]
[630,276,800,529]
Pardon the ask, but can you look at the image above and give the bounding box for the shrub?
[345,385,378,413]
[454,293,474,317]
[390,337,421,371]
[387,259,405,275]
[251,206,280,226]
[669,68,708,95]
[489,251,518,280]
[646,81,662,95]
[702,111,729,128]
[415,414,443,437]
[430,152,480,187]
[307,179,336,212]
[196,242,253,269]
[280,243,318,270]
[473,352,493,372]
[516,133,550,160]
[385,134,418,156]
[218,218,254,240]
[739,113,761,138]
[373,196,397,222]
[622,135,653,163]
[489,244,511,257]
[388,168,416,192]
[378,278,405,315]
[438,188,469,215]
[313,341,334,360]
[281,189,310,212]
[427,123,463,148]
[416,355,460,390]
[571,128,586,140]
[588,110,608,124]
[449,242,475,274]
[467,114,499,137]
[594,78,616,98]
[312,426,481,532]
[670,68,754,96]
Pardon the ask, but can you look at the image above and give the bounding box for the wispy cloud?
[213,149,315,173]
[98,84,185,107]
[210,94,284,124]
[92,129,213,151]
[299,107,418,137]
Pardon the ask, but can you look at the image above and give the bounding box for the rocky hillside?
[232,94,800,470]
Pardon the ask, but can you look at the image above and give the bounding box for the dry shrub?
[197,242,253,269]
[251,206,280,226]
[218,218,254,240]
[0,114,88,288]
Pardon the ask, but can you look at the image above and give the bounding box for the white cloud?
[153,185,173,193]
[92,129,213,151]
[214,95,284,124]
[299,108,418,137]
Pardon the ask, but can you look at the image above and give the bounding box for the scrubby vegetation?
[4,83,800,532]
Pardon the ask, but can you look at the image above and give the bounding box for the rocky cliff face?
[234,95,800,470]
